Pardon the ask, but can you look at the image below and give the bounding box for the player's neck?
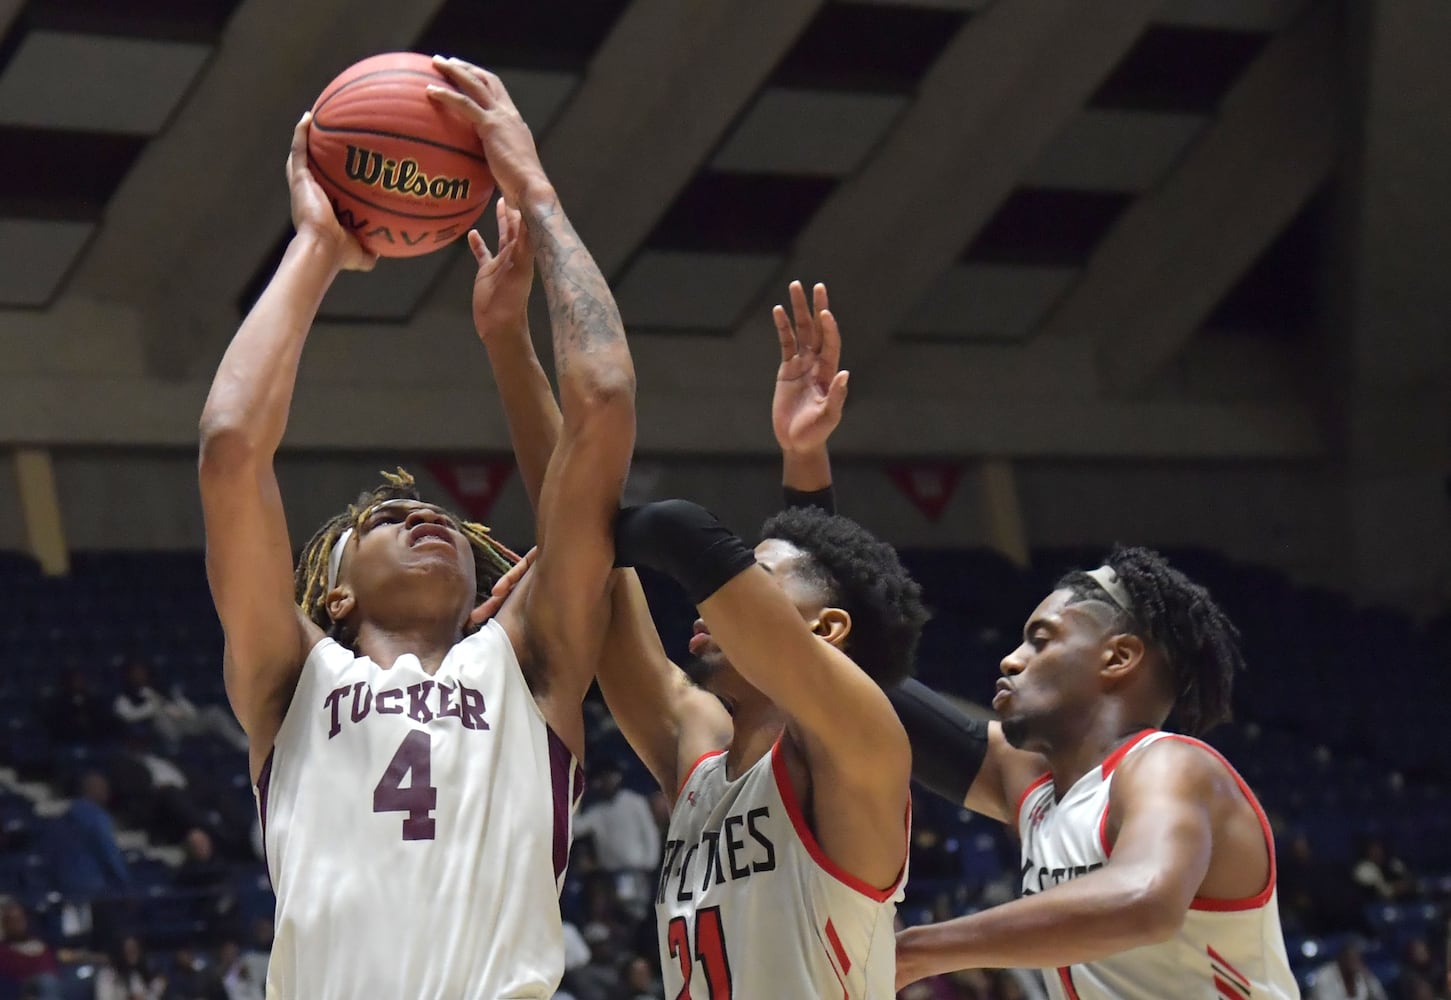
[723,697,786,780]
[1044,718,1158,793]
[353,620,461,673]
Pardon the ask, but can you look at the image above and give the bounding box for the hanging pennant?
[424,458,514,522]
[886,462,963,523]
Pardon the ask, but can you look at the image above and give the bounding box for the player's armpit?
[595,571,731,797]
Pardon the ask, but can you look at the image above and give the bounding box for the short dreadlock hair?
[295,469,519,645]
[1057,545,1243,737]
[759,506,927,687]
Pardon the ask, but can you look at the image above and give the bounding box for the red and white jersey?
[257,621,584,1000]
[1015,730,1298,1000]
[658,739,907,1000]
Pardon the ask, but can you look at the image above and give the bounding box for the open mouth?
[408,524,454,548]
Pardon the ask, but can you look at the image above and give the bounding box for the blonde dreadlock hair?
[295,469,519,644]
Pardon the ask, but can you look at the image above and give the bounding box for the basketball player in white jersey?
[472,274,921,998]
[777,377,1298,998]
[198,58,635,999]
[891,550,1298,998]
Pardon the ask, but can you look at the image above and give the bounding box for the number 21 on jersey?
[668,907,732,1000]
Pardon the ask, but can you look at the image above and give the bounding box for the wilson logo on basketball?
[344,145,472,201]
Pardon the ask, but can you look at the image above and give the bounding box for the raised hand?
[427,57,551,207]
[468,547,538,626]
[286,113,376,272]
[772,280,849,456]
[467,197,535,342]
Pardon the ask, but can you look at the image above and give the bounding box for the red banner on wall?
[886,462,963,523]
[425,459,514,523]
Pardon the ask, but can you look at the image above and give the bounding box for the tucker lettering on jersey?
[321,680,491,738]
[1019,855,1104,895]
[657,807,777,904]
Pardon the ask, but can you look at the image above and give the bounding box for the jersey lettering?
[659,806,779,905]
[323,681,491,738]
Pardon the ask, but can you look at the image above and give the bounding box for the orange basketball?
[307,52,494,258]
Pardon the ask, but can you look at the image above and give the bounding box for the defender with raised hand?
[465,274,922,998]
[198,57,635,1000]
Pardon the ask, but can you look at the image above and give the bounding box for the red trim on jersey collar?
[675,750,726,804]
[770,737,908,903]
[1100,729,1158,778]
[1012,772,1053,830]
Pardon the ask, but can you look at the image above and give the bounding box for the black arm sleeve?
[613,500,757,605]
[782,484,836,515]
[887,678,989,806]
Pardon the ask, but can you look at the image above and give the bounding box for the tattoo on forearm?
[528,201,628,376]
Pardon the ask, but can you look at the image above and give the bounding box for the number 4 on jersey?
[373,730,437,840]
[667,907,731,1000]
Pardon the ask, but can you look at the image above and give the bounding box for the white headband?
[326,527,354,591]
[1085,565,1133,614]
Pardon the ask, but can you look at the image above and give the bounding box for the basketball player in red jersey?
[474,269,922,997]
[198,59,634,999]
[780,385,1297,996]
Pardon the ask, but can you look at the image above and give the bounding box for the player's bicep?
[1104,749,1217,918]
[199,451,316,734]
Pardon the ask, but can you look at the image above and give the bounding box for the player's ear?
[325,586,356,625]
[811,607,851,648]
[1101,632,1147,682]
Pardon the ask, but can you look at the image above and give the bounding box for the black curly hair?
[759,506,927,687]
[1057,545,1243,737]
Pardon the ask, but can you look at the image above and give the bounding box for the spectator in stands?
[216,941,262,1000]
[1395,938,1446,1000]
[564,923,620,1000]
[616,955,661,1000]
[0,901,61,1000]
[107,737,252,860]
[112,660,246,753]
[53,772,130,899]
[43,668,118,748]
[94,935,165,1000]
[174,830,236,943]
[165,947,224,1000]
[572,766,659,916]
[1310,937,1389,1000]
[1352,837,1417,903]
[1281,831,1369,935]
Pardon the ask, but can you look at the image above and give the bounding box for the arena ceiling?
[0,0,1350,458]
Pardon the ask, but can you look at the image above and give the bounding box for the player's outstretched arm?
[615,500,910,890]
[894,739,1226,987]
[198,115,374,762]
[462,199,728,789]
[772,280,847,504]
[768,282,1036,820]
[464,198,557,514]
[432,59,635,747]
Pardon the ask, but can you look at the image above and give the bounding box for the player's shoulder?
[1113,733,1240,801]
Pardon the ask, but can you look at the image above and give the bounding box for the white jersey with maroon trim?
[257,620,584,1000]
[1015,730,1298,1000]
[657,739,907,1000]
